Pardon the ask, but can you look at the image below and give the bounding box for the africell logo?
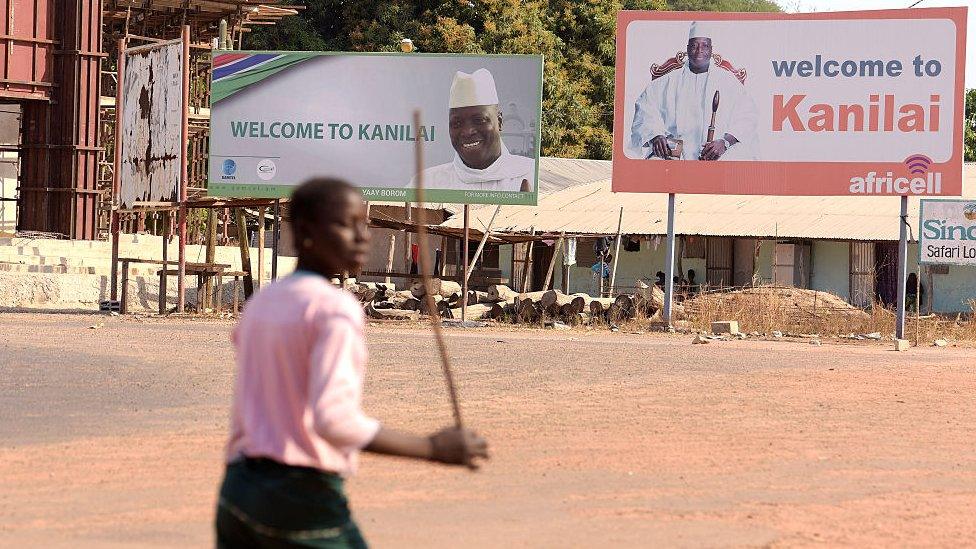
[848,154,942,194]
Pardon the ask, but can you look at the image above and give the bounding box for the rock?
[549,321,570,330]
[862,332,883,340]
[711,320,740,335]
[933,339,948,347]
[736,332,748,340]
[750,331,760,337]
[771,331,783,338]
[810,340,822,346]
[692,335,709,344]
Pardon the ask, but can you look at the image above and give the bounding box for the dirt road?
[1,312,974,547]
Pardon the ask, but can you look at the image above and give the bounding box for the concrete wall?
[931,262,976,313]
[489,236,975,313]
[811,240,850,301]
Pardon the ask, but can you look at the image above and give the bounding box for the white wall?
[497,236,974,313]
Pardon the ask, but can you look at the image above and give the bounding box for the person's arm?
[308,309,489,468]
[631,86,669,158]
[365,426,489,468]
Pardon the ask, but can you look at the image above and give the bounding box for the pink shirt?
[225,272,380,477]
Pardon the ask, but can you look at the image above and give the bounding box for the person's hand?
[428,427,489,469]
[699,139,728,161]
[650,135,671,159]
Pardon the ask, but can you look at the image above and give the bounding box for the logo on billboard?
[964,203,976,221]
[905,154,931,175]
[256,159,277,181]
[220,159,238,180]
[849,155,942,195]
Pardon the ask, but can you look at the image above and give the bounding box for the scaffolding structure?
[4,0,296,239]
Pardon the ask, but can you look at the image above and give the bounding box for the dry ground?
[1,312,975,548]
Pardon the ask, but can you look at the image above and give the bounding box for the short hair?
[289,177,360,228]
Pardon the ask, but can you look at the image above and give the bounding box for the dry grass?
[486,286,976,345]
[672,285,976,343]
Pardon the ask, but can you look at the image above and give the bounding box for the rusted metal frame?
[0,90,50,100]
[0,77,56,87]
[54,49,109,57]
[20,143,102,151]
[32,0,40,92]
[3,0,10,82]
[124,36,181,54]
[0,34,58,45]
[18,187,102,194]
[177,24,189,312]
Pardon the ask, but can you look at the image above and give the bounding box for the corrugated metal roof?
[371,157,611,214]
[443,162,976,242]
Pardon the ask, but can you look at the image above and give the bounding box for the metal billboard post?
[663,193,676,328]
[177,25,190,313]
[895,195,909,340]
[109,38,126,305]
[271,198,280,280]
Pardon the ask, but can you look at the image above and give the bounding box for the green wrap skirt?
[215,457,367,548]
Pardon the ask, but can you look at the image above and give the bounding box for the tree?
[966,88,975,162]
[247,0,782,160]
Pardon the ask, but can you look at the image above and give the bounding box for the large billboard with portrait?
[208,52,543,205]
[613,8,967,196]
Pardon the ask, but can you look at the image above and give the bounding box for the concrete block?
[711,320,739,335]
[894,339,910,351]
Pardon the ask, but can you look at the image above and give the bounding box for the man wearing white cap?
[412,68,535,192]
[629,22,758,161]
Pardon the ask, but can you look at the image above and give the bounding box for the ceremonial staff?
[701,90,720,160]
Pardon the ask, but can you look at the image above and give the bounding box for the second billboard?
[209,52,543,206]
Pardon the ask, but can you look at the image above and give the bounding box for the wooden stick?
[543,235,564,291]
[464,204,501,284]
[521,227,535,292]
[235,208,254,298]
[609,207,624,296]
[385,233,396,285]
[413,110,464,429]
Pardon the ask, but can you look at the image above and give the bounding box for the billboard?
[919,199,976,266]
[120,40,183,208]
[208,52,543,206]
[613,8,967,196]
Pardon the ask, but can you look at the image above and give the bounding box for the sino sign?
[919,199,976,266]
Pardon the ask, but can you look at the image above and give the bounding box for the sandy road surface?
[1,312,975,547]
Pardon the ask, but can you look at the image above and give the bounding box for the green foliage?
[965,88,975,162]
[247,0,782,160]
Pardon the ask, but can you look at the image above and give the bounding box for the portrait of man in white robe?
[629,22,759,161]
[411,68,535,192]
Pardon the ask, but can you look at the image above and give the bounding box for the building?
[0,0,295,240]
[441,160,976,313]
